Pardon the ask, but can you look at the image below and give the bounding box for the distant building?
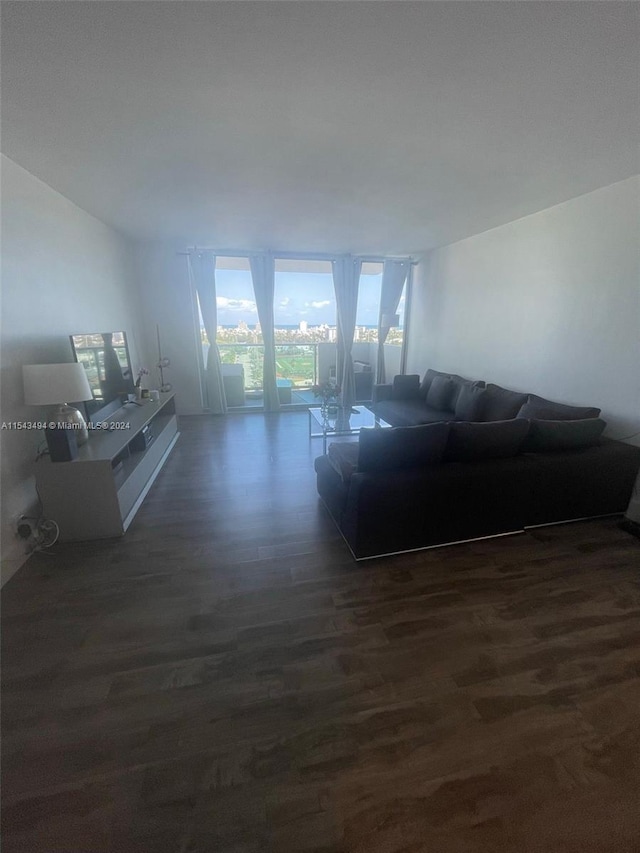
[299,320,308,333]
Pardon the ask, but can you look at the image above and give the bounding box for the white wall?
[0,156,146,584]
[407,177,640,442]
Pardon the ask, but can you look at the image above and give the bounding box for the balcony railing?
[217,343,321,391]
[208,340,400,408]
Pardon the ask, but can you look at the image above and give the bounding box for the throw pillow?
[480,384,529,421]
[358,422,450,473]
[517,403,571,420]
[523,418,606,452]
[418,369,444,399]
[517,394,601,421]
[426,376,456,411]
[445,419,530,462]
[392,374,420,400]
[455,385,487,421]
[418,368,485,400]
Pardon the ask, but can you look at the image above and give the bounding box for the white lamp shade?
[23,363,93,406]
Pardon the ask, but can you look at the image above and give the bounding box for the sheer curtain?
[189,253,227,414]
[332,256,362,411]
[376,259,410,384]
[249,255,280,412]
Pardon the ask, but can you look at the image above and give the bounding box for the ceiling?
[2,1,638,255]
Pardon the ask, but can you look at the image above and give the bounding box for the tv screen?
[70,331,135,422]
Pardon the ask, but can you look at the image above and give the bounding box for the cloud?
[279,297,291,307]
[310,300,331,309]
[217,296,257,313]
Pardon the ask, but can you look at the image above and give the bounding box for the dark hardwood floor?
[2,412,640,852]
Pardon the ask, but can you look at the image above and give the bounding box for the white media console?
[36,393,179,541]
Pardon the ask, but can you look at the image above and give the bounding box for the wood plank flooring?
[2,412,640,852]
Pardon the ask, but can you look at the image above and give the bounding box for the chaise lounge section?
[316,368,639,558]
[315,418,640,559]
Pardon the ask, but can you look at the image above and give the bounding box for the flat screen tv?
[70,331,135,424]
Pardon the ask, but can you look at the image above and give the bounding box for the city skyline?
[214,269,406,329]
[211,321,403,347]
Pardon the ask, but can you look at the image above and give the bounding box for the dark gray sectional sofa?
[371,368,601,427]
[314,369,640,559]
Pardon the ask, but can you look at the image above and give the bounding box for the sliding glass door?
[273,258,335,405]
[191,252,411,411]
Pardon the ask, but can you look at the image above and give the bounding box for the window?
[274,258,335,391]
[191,252,411,410]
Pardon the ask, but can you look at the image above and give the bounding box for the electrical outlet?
[15,515,36,540]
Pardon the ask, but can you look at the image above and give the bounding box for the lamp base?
[53,404,89,446]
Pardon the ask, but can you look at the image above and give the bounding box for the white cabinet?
[36,394,179,541]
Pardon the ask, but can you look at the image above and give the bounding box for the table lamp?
[23,363,93,445]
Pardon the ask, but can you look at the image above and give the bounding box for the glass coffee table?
[309,405,392,453]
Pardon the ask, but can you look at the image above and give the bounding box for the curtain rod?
[177,248,419,265]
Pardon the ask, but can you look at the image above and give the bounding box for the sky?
[215,270,405,327]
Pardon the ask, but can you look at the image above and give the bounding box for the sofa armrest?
[372,384,393,404]
[392,374,421,400]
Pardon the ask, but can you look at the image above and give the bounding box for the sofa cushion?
[327,441,360,483]
[445,419,530,462]
[517,394,601,421]
[358,422,450,473]
[392,374,420,400]
[426,376,456,411]
[480,383,528,422]
[374,400,451,427]
[523,418,606,452]
[455,385,488,421]
[419,369,485,401]
[418,368,449,399]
